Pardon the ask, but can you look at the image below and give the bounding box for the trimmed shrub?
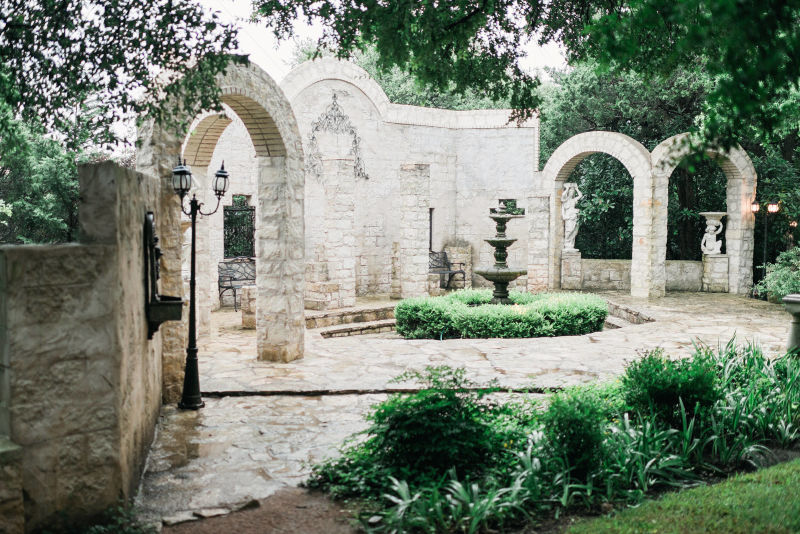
[755,247,800,300]
[622,348,721,425]
[394,290,608,339]
[541,387,608,478]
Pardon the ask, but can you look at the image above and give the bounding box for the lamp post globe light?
[172,157,230,410]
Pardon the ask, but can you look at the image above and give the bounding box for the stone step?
[318,319,397,338]
[603,315,632,330]
[305,303,396,329]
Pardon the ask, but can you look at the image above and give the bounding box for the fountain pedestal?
[474,199,527,304]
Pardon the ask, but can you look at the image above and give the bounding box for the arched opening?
[652,134,757,295]
[540,131,657,298]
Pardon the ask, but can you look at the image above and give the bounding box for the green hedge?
[394,290,608,339]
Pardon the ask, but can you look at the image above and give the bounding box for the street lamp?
[752,200,780,283]
[173,157,229,410]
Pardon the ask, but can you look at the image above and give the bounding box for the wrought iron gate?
[223,196,255,258]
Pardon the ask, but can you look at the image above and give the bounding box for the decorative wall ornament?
[561,182,583,250]
[700,212,726,255]
[307,93,369,181]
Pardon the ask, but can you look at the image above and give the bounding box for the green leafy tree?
[254,0,800,146]
[0,0,242,145]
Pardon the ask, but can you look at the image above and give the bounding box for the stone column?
[561,249,582,290]
[395,164,431,298]
[527,195,551,292]
[256,156,304,362]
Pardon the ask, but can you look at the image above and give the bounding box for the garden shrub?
[394,290,608,339]
[622,348,721,426]
[541,387,608,478]
[755,247,800,300]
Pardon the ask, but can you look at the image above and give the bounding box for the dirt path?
[163,487,358,534]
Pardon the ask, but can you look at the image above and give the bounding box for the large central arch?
[540,131,657,297]
[137,61,305,400]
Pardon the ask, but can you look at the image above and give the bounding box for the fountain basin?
[474,268,527,281]
[485,238,518,248]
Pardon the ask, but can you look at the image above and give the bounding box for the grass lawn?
[566,458,800,534]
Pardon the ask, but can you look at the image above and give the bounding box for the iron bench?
[429,250,466,289]
[218,257,255,311]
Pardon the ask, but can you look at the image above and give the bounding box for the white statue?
[701,219,724,255]
[561,182,583,250]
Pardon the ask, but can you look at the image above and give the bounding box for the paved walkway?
[137,292,792,525]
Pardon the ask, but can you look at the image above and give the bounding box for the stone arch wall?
[137,61,305,397]
[539,131,657,297]
[534,131,756,298]
[651,134,757,294]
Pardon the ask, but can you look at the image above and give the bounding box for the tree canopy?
[0,0,242,145]
[254,0,800,146]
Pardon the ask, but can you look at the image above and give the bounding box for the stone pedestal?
[561,249,582,290]
[783,294,800,353]
[702,254,729,292]
[392,164,430,299]
[241,285,256,329]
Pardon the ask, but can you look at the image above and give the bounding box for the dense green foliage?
[622,348,721,426]
[0,121,105,243]
[755,247,800,300]
[305,366,537,498]
[567,458,800,534]
[394,290,608,339]
[0,0,241,146]
[254,0,800,148]
[308,340,800,532]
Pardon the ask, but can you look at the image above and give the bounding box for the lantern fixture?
[767,201,781,214]
[172,157,192,198]
[751,200,760,213]
[213,162,230,199]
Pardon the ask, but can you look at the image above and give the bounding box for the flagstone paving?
[137,291,793,526]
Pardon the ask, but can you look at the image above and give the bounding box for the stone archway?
[538,131,658,298]
[137,60,305,400]
[651,134,757,294]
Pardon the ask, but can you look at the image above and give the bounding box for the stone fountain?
[475,199,527,304]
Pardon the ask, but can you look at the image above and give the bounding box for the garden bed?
[394,289,608,339]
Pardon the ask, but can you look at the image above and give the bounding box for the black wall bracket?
[144,212,183,339]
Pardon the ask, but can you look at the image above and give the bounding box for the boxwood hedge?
[394,290,608,339]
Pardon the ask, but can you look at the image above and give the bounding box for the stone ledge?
[305,303,396,329]
[318,319,396,338]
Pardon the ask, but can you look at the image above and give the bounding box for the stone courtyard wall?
[578,259,703,291]
[0,162,165,531]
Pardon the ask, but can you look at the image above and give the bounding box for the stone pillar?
[390,242,402,299]
[444,244,472,289]
[136,119,185,402]
[561,249,582,290]
[241,285,256,329]
[527,195,551,292]
[395,164,431,298]
[0,439,23,534]
[256,156,304,362]
[702,254,729,292]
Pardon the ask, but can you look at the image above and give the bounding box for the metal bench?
[429,251,466,289]
[218,257,255,311]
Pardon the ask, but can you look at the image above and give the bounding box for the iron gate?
[223,196,255,258]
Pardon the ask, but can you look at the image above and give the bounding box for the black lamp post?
[172,157,230,410]
[751,200,781,282]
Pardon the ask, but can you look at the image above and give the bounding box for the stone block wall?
[0,162,165,530]
[561,250,582,290]
[703,254,730,292]
[665,261,703,291]
[393,164,431,298]
[578,258,703,292]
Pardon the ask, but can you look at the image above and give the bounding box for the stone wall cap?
[783,294,800,305]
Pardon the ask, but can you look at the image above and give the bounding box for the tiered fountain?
[475,199,527,304]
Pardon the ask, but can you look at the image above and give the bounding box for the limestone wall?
[0,162,165,530]
[578,258,703,291]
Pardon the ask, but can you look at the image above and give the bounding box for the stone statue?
[701,219,724,255]
[561,182,583,250]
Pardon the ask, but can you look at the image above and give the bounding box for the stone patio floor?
[137,291,792,525]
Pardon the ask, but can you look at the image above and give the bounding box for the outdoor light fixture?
[756,200,781,285]
[751,201,760,213]
[173,157,230,410]
[791,221,798,229]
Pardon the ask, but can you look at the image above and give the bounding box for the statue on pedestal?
[561,182,583,250]
[701,218,724,255]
